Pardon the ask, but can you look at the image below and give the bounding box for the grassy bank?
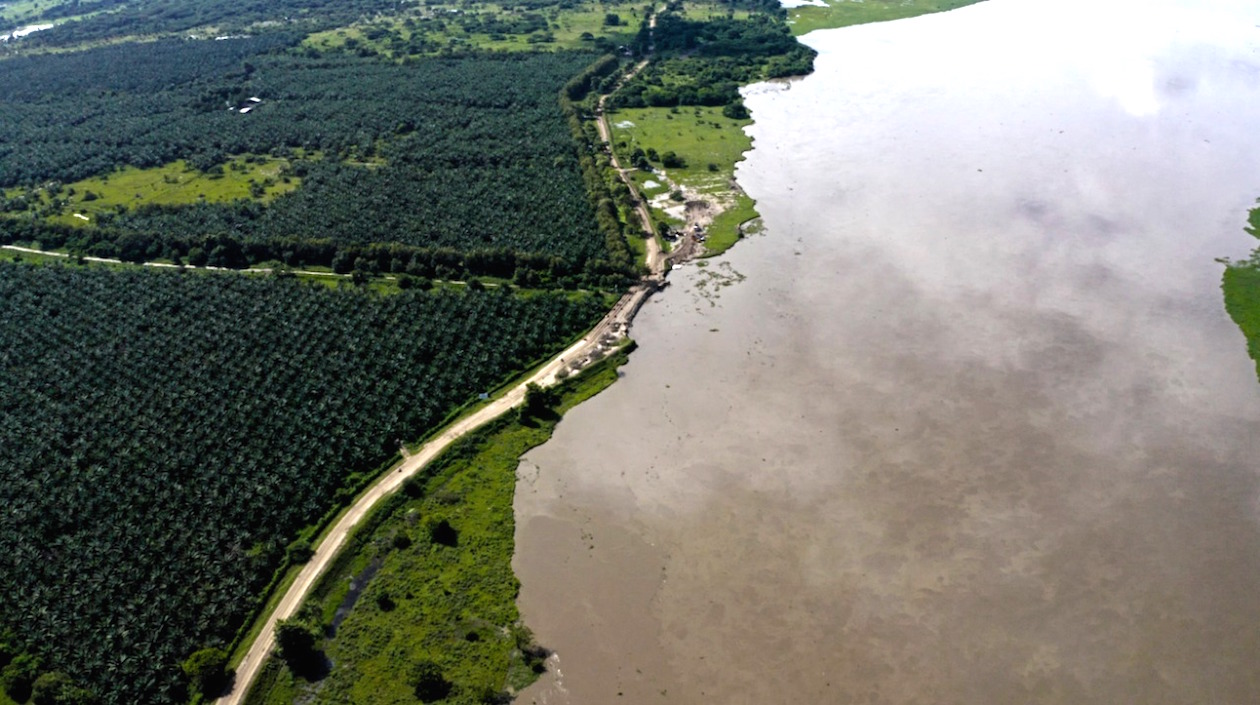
[1223,202,1260,381]
[609,105,754,254]
[788,0,987,36]
[244,344,634,705]
[1224,264,1260,380]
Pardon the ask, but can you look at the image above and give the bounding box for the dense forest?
[0,40,634,286]
[0,262,606,705]
[608,0,814,109]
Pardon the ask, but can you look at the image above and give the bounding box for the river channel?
[515,1,1260,702]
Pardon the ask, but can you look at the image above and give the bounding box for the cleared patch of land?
[303,1,642,55]
[610,105,754,254]
[3,156,300,227]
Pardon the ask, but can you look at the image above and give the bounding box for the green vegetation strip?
[1223,202,1260,382]
[245,345,634,705]
[787,0,988,36]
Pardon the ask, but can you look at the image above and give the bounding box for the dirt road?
[216,281,660,705]
[0,244,351,277]
[217,23,668,704]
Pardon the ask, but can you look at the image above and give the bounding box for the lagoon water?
[515,0,1260,702]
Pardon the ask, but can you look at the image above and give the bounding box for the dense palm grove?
[0,263,606,704]
[3,0,407,46]
[0,0,824,700]
[0,41,634,286]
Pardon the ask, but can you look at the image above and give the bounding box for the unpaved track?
[217,26,667,703]
[596,60,667,275]
[217,280,661,705]
[0,244,348,276]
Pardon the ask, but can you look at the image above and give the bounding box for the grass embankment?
[244,344,633,705]
[1223,203,1260,382]
[3,155,300,227]
[788,0,988,36]
[610,105,754,255]
[1224,265,1260,380]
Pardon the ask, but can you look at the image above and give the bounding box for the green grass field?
[0,0,61,25]
[303,1,640,56]
[674,0,753,22]
[4,155,300,227]
[788,0,988,36]
[244,345,632,705]
[1223,203,1260,382]
[1224,263,1260,382]
[609,105,754,255]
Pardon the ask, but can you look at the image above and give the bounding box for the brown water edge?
[514,0,1260,703]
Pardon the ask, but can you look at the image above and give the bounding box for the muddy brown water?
[514,1,1260,703]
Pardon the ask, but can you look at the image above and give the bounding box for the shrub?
[181,647,230,697]
[408,660,451,702]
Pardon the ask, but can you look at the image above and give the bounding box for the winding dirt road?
[217,19,668,704]
[215,274,658,705]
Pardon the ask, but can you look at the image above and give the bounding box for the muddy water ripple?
[515,1,1260,702]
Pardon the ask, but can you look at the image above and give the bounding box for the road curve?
[215,278,658,705]
[218,25,667,703]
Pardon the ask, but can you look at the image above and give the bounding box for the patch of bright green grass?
[610,107,752,196]
[1222,204,1260,382]
[303,1,640,57]
[788,0,988,36]
[244,345,633,705]
[674,0,753,22]
[1222,203,1260,382]
[626,232,648,260]
[610,105,754,254]
[703,191,757,255]
[0,0,63,25]
[5,155,299,227]
[0,247,73,265]
[1224,263,1260,382]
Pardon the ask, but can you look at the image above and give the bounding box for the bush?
[274,619,319,668]
[408,660,451,702]
[428,518,458,547]
[721,101,750,120]
[181,647,230,697]
[1,654,39,703]
[286,538,314,564]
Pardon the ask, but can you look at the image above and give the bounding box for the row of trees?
[1,42,636,285]
[0,262,607,704]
